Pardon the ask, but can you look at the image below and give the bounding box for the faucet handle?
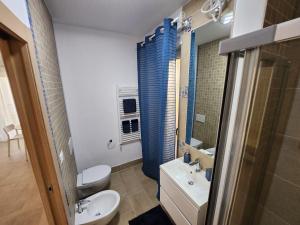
[77,199,90,214]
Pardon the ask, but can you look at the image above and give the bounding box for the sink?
[160,158,211,209]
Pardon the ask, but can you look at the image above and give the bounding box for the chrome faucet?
[79,199,91,204]
[195,161,202,172]
[76,199,90,213]
[189,159,202,172]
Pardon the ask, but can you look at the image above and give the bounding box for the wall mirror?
[185,20,232,157]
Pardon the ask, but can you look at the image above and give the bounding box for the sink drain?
[188,180,194,185]
[95,212,101,216]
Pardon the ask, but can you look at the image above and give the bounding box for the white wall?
[0,0,30,28]
[232,0,268,37]
[146,7,183,36]
[54,23,142,172]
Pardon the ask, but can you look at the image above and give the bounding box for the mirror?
[185,20,231,156]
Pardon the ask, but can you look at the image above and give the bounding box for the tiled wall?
[192,40,227,148]
[223,1,300,221]
[255,1,300,224]
[264,0,300,26]
[26,0,77,220]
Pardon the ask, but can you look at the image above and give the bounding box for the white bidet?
[75,190,120,225]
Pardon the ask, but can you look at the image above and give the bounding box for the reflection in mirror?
[185,20,231,157]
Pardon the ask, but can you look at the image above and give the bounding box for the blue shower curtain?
[186,31,196,145]
[137,18,177,182]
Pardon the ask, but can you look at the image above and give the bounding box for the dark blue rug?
[129,205,173,225]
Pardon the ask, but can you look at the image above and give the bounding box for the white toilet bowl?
[77,165,111,199]
[75,190,120,225]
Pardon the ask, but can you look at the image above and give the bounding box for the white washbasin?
[160,158,211,208]
[75,190,120,225]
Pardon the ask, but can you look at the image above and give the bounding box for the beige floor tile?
[128,190,158,216]
[109,173,128,197]
[108,163,159,224]
[109,210,136,225]
[0,141,48,225]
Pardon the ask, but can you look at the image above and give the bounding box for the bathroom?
[0,0,300,225]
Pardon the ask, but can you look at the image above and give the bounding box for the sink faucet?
[76,199,90,213]
[195,161,202,172]
[189,159,202,172]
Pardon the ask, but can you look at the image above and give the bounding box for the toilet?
[77,165,112,199]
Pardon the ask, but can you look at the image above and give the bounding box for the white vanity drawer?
[160,170,199,225]
[160,188,191,225]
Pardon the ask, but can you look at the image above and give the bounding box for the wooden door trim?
[0,2,69,225]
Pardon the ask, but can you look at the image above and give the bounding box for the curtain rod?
[141,17,179,46]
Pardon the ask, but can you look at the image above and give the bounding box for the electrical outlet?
[59,150,64,165]
[107,139,116,150]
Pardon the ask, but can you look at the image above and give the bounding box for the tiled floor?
[0,139,159,225]
[108,163,159,225]
[0,140,48,225]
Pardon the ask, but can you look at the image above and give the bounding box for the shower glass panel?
[228,38,300,225]
[264,0,300,27]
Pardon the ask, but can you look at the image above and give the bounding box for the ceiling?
[44,0,188,37]
[196,21,232,46]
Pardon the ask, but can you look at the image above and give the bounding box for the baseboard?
[112,158,143,173]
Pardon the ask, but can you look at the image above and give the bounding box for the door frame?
[0,3,69,225]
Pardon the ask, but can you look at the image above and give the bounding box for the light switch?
[196,114,205,123]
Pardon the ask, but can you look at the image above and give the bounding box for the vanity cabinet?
[160,159,210,225]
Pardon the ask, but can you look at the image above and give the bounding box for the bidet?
[75,190,120,225]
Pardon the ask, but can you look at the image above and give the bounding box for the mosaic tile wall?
[192,39,227,148]
[26,0,77,220]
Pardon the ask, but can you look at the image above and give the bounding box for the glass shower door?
[228,38,300,225]
[206,15,300,225]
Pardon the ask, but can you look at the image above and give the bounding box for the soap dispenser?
[183,148,191,164]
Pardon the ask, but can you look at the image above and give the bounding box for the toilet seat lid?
[82,165,111,185]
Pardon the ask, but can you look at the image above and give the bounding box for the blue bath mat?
[129,205,173,225]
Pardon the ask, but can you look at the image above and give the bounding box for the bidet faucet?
[79,199,90,204]
[76,199,90,213]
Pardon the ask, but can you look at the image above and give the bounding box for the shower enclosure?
[207,15,300,225]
